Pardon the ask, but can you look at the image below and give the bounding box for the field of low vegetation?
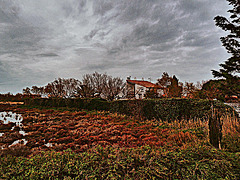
[0,0,239,179]
[0,102,239,179]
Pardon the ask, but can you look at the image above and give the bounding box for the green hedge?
[24,98,110,111]
[24,98,236,121]
[0,146,239,179]
[111,99,235,121]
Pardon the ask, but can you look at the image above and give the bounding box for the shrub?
[222,134,240,152]
[0,145,239,179]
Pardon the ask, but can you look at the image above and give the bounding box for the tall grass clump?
[221,114,240,152]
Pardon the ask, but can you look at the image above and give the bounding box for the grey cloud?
[93,1,113,16]
[0,25,39,54]
[62,0,87,17]
[0,0,231,93]
[0,1,19,23]
[180,32,214,48]
[37,53,58,57]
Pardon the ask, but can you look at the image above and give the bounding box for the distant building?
[126,78,165,99]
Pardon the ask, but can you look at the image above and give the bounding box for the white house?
[126,79,165,99]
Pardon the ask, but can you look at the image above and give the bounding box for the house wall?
[126,83,135,98]
[126,80,165,99]
[157,89,165,97]
[135,84,147,99]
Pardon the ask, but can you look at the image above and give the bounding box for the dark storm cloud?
[0,0,230,93]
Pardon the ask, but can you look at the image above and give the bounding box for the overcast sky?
[0,0,231,93]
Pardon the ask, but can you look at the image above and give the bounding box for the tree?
[90,72,108,97]
[157,72,172,87]
[62,78,82,98]
[102,75,125,101]
[201,80,226,101]
[186,81,205,99]
[31,78,81,98]
[212,0,240,96]
[22,87,31,95]
[22,72,125,100]
[44,84,53,97]
[81,74,96,98]
[45,78,82,98]
[183,82,196,98]
[157,72,172,97]
[168,75,182,97]
[157,73,182,97]
[81,72,125,100]
[31,86,41,95]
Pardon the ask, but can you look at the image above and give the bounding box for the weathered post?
[209,105,222,149]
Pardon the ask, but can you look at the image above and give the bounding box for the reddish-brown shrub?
[0,144,31,157]
[167,131,196,146]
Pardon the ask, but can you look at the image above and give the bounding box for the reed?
[221,115,240,136]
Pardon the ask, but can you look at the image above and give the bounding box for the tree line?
[22,71,206,100]
[23,72,125,101]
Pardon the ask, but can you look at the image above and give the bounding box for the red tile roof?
[127,80,164,88]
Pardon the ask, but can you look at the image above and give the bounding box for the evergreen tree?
[212,0,240,96]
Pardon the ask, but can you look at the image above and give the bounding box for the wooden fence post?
[209,106,222,149]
